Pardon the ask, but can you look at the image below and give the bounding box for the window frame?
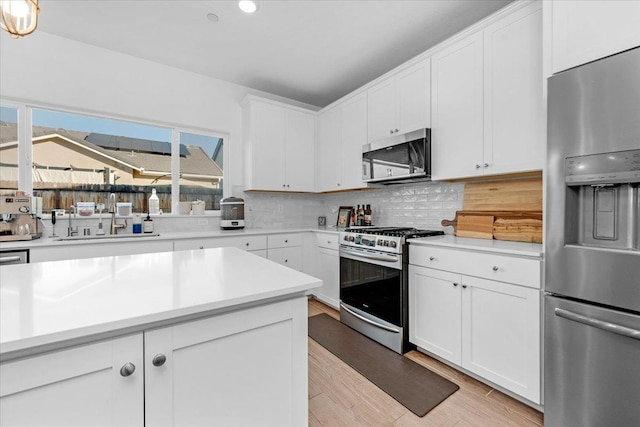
[1,98,229,216]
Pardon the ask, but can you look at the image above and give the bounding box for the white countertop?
[0,247,321,358]
[0,227,339,251]
[408,235,543,258]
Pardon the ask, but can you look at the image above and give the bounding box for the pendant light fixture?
[0,0,39,38]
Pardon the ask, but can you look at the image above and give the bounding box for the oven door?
[339,246,402,327]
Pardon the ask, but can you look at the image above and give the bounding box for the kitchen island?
[0,247,321,426]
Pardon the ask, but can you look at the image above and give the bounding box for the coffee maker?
[0,196,43,241]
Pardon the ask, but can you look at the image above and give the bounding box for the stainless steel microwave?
[362,128,431,184]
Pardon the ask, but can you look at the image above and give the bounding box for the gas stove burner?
[344,227,444,238]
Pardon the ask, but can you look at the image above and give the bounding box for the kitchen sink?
[55,233,160,242]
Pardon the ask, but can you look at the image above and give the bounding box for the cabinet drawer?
[215,235,268,251]
[267,247,302,271]
[410,245,540,289]
[267,233,302,249]
[315,233,339,250]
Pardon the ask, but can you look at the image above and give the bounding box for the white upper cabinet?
[432,32,484,180]
[316,92,367,192]
[367,58,431,142]
[432,2,543,180]
[483,3,544,176]
[243,96,315,192]
[550,0,640,74]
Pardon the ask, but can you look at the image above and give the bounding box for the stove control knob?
[390,241,397,248]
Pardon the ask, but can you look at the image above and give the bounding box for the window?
[179,132,224,212]
[0,105,19,193]
[2,103,226,214]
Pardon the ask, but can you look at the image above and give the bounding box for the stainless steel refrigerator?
[545,47,640,426]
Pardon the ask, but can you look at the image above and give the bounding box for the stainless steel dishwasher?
[0,250,29,265]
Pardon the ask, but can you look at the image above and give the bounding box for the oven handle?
[339,246,399,263]
[340,303,400,333]
[555,308,640,340]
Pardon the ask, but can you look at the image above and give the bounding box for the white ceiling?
[36,0,514,108]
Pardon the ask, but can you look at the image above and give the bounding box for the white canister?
[191,200,205,215]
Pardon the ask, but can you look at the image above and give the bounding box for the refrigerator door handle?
[555,308,640,340]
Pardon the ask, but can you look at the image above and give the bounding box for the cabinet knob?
[475,164,481,169]
[453,282,459,287]
[120,362,136,377]
[462,284,468,289]
[285,239,288,243]
[492,266,499,272]
[282,184,286,187]
[152,353,167,367]
[337,183,341,186]
[328,240,331,244]
[287,184,290,188]
[389,130,394,134]
[285,259,288,263]
[429,256,435,261]
[199,246,204,249]
[394,129,399,133]
[246,243,250,246]
[484,163,490,168]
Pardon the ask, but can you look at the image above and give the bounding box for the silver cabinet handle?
[429,256,435,261]
[492,266,499,271]
[152,353,166,367]
[555,308,640,340]
[284,239,288,243]
[475,164,481,169]
[453,282,459,287]
[394,128,399,133]
[199,246,204,249]
[484,163,489,168]
[340,303,400,333]
[120,362,135,377]
[462,284,468,289]
[389,130,394,134]
[245,243,249,246]
[0,256,22,263]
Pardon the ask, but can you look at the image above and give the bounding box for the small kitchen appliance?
[339,227,444,353]
[220,197,245,229]
[0,196,43,241]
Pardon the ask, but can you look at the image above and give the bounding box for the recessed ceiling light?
[238,1,257,14]
[206,13,219,22]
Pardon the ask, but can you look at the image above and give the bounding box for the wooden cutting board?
[493,218,543,243]
[456,215,494,239]
[441,210,543,242]
[463,178,542,212]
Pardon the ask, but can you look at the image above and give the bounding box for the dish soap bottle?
[149,188,160,215]
[143,213,154,233]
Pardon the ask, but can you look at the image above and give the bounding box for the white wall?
[0,30,318,191]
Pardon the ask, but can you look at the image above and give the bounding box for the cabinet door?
[145,297,308,427]
[284,109,315,192]
[316,105,342,192]
[431,32,484,180]
[250,102,285,191]
[314,247,340,309]
[367,78,396,142]
[409,265,462,364]
[268,246,303,271]
[484,2,543,175]
[396,58,431,133]
[551,1,640,74]
[340,92,368,190]
[461,276,540,403]
[0,334,143,426]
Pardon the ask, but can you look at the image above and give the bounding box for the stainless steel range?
[339,227,444,354]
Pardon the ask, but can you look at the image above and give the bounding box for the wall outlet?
[198,219,209,226]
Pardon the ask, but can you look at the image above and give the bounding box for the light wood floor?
[307,298,544,427]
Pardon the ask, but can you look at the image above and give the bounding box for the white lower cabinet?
[308,232,339,309]
[1,298,308,427]
[0,333,144,426]
[409,247,541,404]
[267,233,303,271]
[173,235,267,254]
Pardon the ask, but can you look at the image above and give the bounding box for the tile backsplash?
[242,181,464,233]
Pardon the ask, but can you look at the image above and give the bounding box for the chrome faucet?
[67,205,78,237]
[108,193,127,235]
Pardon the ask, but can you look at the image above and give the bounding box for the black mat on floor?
[308,313,459,417]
